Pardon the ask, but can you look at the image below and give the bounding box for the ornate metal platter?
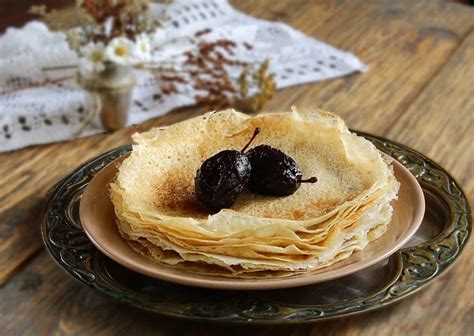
[42,132,471,323]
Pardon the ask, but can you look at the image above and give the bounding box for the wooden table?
[1,1,473,335]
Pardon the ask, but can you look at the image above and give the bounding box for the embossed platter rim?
[41,132,472,323]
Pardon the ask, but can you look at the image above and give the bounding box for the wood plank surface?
[2,0,472,287]
[387,31,474,202]
[375,30,474,336]
[0,0,473,335]
[234,0,473,132]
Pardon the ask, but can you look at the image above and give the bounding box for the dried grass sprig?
[153,31,275,112]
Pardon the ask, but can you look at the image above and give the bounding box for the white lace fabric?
[0,0,366,152]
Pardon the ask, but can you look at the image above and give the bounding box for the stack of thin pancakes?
[110,108,400,278]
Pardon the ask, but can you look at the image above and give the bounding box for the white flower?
[105,37,136,65]
[134,33,152,62]
[79,42,105,74]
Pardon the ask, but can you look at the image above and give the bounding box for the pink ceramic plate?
[79,156,425,290]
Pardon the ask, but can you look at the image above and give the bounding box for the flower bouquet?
[31,0,275,130]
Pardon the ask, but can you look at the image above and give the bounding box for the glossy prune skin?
[195,150,251,211]
[247,145,303,196]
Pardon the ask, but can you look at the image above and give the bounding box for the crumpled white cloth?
[0,0,366,152]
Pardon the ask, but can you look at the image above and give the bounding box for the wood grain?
[387,31,474,203]
[2,0,473,287]
[0,0,71,32]
[233,0,473,133]
[0,0,473,335]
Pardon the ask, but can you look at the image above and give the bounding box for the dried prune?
[247,145,317,196]
[195,128,260,210]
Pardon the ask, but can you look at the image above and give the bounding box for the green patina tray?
[41,132,471,323]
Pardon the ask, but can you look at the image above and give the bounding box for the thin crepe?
[110,108,399,276]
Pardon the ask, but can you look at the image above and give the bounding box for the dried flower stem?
[151,35,275,111]
[42,65,79,72]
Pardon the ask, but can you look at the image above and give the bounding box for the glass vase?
[77,63,136,131]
